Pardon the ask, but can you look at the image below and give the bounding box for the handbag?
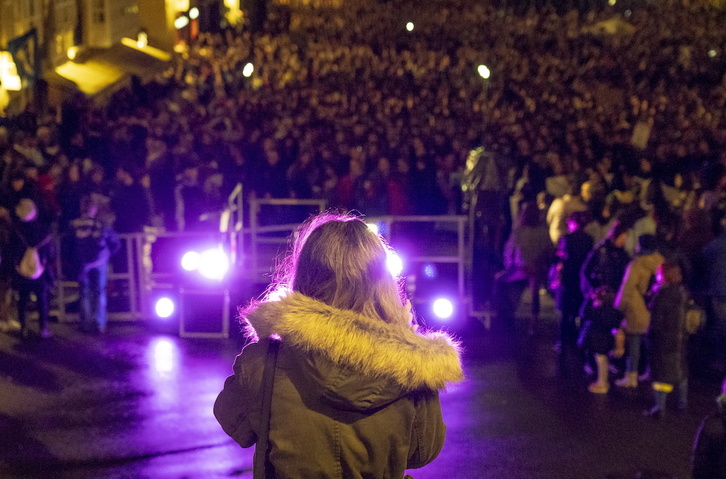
[254,338,280,479]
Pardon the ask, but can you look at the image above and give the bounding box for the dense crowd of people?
[0,0,725,474]
[0,0,724,375]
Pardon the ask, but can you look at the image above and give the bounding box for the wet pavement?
[0,295,721,479]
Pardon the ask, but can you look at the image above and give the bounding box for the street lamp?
[477,64,491,79]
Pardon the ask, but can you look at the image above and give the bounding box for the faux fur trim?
[244,293,464,391]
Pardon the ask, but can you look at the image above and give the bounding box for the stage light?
[366,222,380,235]
[608,0,616,5]
[708,49,717,58]
[406,22,414,32]
[423,263,437,279]
[433,298,454,319]
[181,251,201,271]
[243,63,254,77]
[198,248,230,280]
[624,9,632,16]
[155,297,175,318]
[189,7,199,19]
[477,64,491,79]
[386,250,403,277]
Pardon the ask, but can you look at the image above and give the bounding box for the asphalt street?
[0,295,721,479]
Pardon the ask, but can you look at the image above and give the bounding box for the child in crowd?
[644,261,691,418]
[578,286,625,394]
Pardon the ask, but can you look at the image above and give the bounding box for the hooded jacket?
[214,293,464,479]
[615,251,664,334]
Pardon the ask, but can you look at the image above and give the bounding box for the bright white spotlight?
[433,298,454,319]
[406,22,414,32]
[242,62,254,78]
[366,222,380,235]
[155,297,175,318]
[198,248,230,280]
[477,65,491,79]
[181,251,200,271]
[386,250,403,277]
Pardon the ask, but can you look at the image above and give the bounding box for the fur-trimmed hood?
[244,292,464,393]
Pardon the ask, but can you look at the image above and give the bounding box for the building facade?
[83,0,141,48]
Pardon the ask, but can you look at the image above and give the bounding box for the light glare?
[433,298,454,319]
[198,248,230,280]
[406,22,414,32]
[155,298,175,318]
[477,64,491,79]
[243,63,254,77]
[181,251,200,271]
[386,250,403,277]
[366,222,380,235]
[708,49,717,58]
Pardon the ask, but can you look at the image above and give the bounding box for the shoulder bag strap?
[254,338,280,479]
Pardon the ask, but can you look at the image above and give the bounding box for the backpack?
[15,233,51,280]
[17,246,44,279]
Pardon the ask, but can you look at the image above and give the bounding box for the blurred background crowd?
[0,0,724,369]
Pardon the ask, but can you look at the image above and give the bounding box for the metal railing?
[248,197,327,281]
[367,215,472,314]
[53,193,476,323]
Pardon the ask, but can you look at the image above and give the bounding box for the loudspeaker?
[179,288,230,338]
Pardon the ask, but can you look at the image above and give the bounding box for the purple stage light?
[181,251,200,271]
[433,298,454,320]
[198,248,230,281]
[386,250,403,277]
[155,297,175,318]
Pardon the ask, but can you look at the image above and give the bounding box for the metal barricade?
[55,229,230,323]
[367,215,472,315]
[248,198,327,282]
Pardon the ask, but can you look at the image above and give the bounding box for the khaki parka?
[214,292,464,479]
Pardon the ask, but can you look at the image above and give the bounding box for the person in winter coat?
[614,234,665,388]
[580,220,630,299]
[214,213,464,479]
[554,210,594,350]
[578,286,625,394]
[497,202,555,334]
[692,376,726,479]
[10,198,55,339]
[70,195,120,333]
[644,261,690,418]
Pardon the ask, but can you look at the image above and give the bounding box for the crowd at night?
[0,0,725,363]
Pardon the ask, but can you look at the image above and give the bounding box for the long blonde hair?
[264,212,409,325]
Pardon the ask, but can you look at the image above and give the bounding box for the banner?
[7,29,40,90]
